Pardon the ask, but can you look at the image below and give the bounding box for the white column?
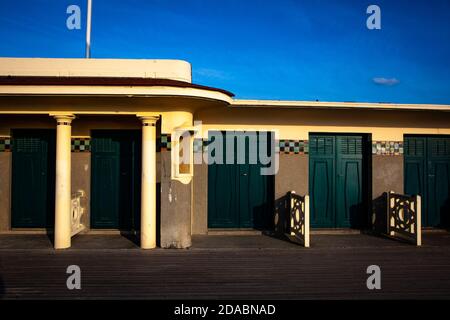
[140,116,159,249]
[53,115,74,249]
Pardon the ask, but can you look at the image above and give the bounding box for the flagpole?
[86,0,92,58]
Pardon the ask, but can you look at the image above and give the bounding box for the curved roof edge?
[0,76,234,97]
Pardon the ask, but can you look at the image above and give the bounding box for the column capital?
[51,114,75,125]
[138,115,159,126]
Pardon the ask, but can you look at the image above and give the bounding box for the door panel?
[91,154,120,228]
[427,137,450,227]
[404,161,425,197]
[404,137,427,225]
[11,130,55,228]
[309,135,335,228]
[208,131,274,229]
[310,159,334,227]
[91,131,141,230]
[238,162,252,228]
[208,132,239,228]
[238,133,252,228]
[405,136,450,227]
[429,162,450,227]
[208,162,239,228]
[309,134,368,228]
[241,132,273,229]
[336,136,364,228]
[337,160,361,227]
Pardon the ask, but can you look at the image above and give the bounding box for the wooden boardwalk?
[1,233,450,299]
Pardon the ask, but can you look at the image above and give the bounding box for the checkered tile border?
[71,137,91,152]
[158,134,171,151]
[372,141,403,155]
[0,136,12,152]
[71,135,174,152]
[2,136,405,156]
[278,140,309,154]
[195,139,309,154]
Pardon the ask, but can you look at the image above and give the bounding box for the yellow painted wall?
[1,96,450,141]
[0,113,194,136]
[161,111,193,133]
[194,106,450,140]
[0,115,141,136]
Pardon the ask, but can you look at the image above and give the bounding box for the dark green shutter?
[208,131,274,229]
[11,130,55,228]
[404,137,427,224]
[335,136,363,228]
[309,135,335,227]
[309,134,368,228]
[91,131,141,230]
[405,136,450,227]
[427,138,450,227]
[207,132,239,228]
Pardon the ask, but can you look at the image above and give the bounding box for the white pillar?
[53,115,74,249]
[140,116,159,249]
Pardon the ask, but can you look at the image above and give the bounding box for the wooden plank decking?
[1,233,450,299]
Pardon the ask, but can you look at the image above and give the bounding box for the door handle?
[242,173,248,176]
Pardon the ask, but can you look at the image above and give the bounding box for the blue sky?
[0,0,449,104]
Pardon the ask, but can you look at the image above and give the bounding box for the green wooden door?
[208,131,274,229]
[207,132,239,228]
[405,136,450,227]
[310,134,368,228]
[91,130,141,230]
[404,137,427,225]
[309,135,335,227]
[11,129,56,228]
[427,137,450,227]
[336,136,364,228]
[238,132,273,229]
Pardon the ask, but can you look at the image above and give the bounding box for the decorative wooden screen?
[288,191,310,247]
[387,192,421,246]
[71,190,86,237]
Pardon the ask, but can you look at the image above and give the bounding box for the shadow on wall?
[274,191,383,234]
[273,193,290,236]
[266,192,307,244]
[371,193,388,235]
[252,199,275,231]
[348,203,368,229]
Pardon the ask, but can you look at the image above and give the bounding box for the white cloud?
[373,77,400,86]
